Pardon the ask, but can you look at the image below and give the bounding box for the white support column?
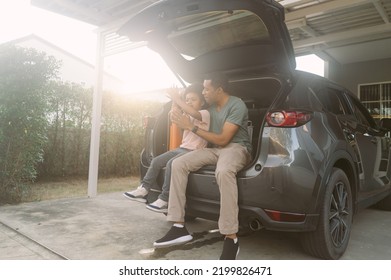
[88,30,105,197]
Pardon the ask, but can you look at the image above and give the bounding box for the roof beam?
[285,0,372,22]
[286,17,319,37]
[373,0,390,24]
[293,23,391,49]
[36,0,113,24]
[299,25,319,37]
[279,0,314,9]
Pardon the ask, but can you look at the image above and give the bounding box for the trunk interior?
[146,76,282,161]
[141,76,283,196]
[230,76,282,157]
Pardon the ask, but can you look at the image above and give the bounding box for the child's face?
[185,92,204,110]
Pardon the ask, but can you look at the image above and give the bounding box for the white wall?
[328,57,391,96]
[14,36,123,91]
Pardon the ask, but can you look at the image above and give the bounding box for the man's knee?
[215,168,236,180]
[171,156,187,171]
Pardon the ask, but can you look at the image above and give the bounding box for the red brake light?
[266,110,312,127]
[264,209,305,222]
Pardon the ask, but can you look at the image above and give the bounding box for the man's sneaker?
[153,224,193,248]
[219,237,240,260]
[123,185,148,203]
[146,198,168,213]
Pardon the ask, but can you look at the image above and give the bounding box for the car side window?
[348,96,377,128]
[316,87,349,115]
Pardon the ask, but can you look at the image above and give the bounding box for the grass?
[19,176,140,203]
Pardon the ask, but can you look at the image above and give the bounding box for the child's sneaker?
[123,185,148,203]
[146,198,168,213]
[219,237,240,260]
[153,224,193,248]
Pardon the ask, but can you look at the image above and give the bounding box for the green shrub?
[0,45,163,204]
[0,45,60,203]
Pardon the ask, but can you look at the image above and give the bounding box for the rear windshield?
[166,10,270,59]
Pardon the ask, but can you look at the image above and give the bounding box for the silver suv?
[119,0,391,259]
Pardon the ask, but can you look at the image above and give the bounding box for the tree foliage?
[99,91,156,177]
[37,81,93,178]
[0,45,60,202]
[37,85,161,179]
[0,45,163,204]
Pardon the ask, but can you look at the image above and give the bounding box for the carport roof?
[31,0,391,65]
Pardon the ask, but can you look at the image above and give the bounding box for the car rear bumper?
[185,195,319,232]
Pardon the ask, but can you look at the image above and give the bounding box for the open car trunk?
[121,0,295,205]
[118,0,296,82]
[140,76,283,180]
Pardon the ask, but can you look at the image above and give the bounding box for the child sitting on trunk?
[123,84,210,213]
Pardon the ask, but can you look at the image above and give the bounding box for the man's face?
[202,79,219,105]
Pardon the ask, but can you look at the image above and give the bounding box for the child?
[123,84,210,213]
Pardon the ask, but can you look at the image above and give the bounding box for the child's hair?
[184,83,207,109]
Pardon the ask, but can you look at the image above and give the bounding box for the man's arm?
[195,122,239,147]
[171,109,238,147]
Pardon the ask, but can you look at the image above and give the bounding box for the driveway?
[0,191,390,260]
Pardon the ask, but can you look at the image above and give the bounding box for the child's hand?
[171,107,192,130]
[170,103,180,111]
[167,87,182,102]
[170,107,182,122]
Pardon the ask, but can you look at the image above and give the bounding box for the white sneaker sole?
[123,193,147,203]
[153,235,193,248]
[146,204,168,213]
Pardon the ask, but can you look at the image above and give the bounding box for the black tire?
[374,194,391,211]
[301,168,353,259]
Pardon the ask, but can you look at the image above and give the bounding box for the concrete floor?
[0,191,390,260]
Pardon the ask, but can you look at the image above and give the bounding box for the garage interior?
[29,0,391,195]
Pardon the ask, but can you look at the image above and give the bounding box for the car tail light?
[266,110,313,127]
[264,209,305,223]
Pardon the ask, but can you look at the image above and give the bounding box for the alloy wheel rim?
[329,181,350,247]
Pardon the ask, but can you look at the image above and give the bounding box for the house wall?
[327,57,391,96]
[15,37,123,91]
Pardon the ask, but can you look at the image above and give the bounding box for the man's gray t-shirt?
[208,96,252,153]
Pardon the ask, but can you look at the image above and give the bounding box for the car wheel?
[374,194,391,211]
[301,168,353,259]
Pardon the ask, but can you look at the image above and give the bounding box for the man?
[154,72,252,260]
